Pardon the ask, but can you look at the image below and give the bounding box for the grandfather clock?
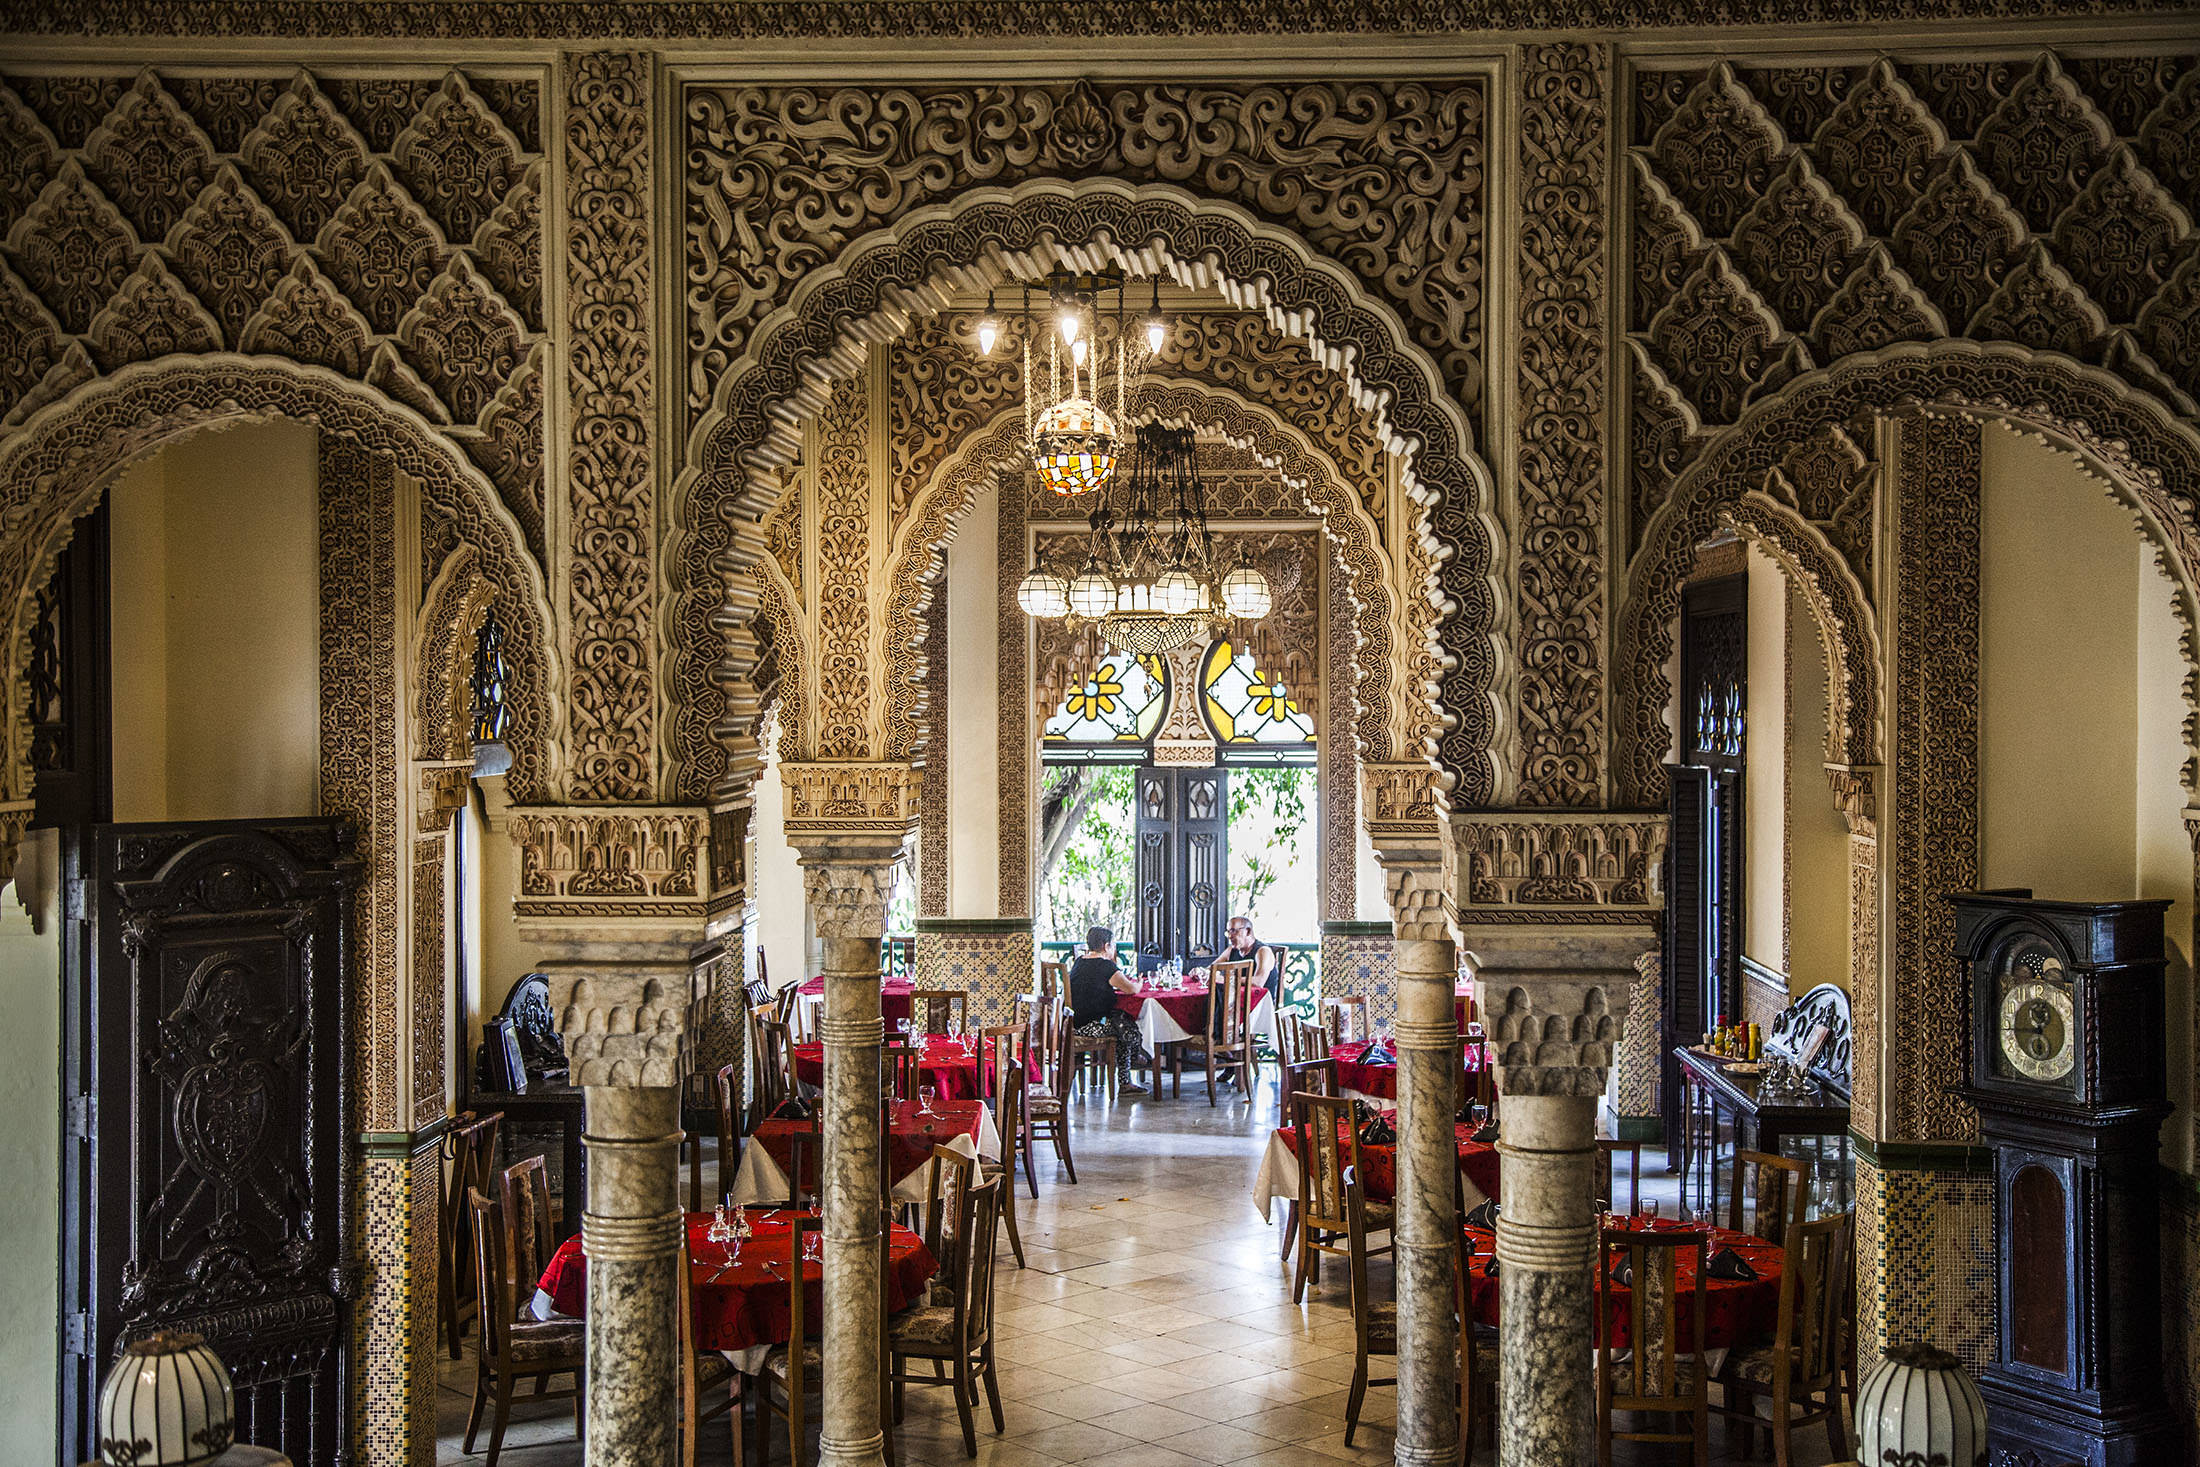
[1950,891,2177,1467]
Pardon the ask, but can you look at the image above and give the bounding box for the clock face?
[1995,946,2076,1085]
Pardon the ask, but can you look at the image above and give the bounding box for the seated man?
[1067,925,1152,1096]
[1216,914,1280,1019]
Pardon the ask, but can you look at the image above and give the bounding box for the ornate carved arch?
[875,377,1401,766]
[1619,340,2200,808]
[0,355,561,802]
[669,178,1498,808]
[415,543,497,763]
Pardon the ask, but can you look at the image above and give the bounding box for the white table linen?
[725,1107,1000,1209]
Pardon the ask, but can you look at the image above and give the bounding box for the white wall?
[1977,422,2192,1170]
[1744,545,1788,973]
[0,831,60,1447]
[945,474,1001,917]
[109,422,321,822]
[751,753,810,988]
[1787,582,1852,994]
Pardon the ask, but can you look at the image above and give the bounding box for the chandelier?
[1017,421,1273,655]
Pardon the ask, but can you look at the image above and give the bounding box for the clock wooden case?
[1949,890,2176,1467]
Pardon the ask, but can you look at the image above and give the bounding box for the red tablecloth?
[796,975,916,1032]
[1118,981,1210,1032]
[1461,1221,1785,1351]
[752,1099,987,1194]
[1329,1038,1485,1102]
[792,1034,983,1100]
[538,1210,937,1354]
[1277,1114,1501,1203]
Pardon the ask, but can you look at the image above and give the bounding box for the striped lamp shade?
[1854,1342,1988,1467]
[97,1331,235,1467]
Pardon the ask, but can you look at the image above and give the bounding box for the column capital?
[801,861,901,942]
[541,960,701,1088]
[1826,764,1880,839]
[1464,928,1650,1097]
[1442,809,1667,921]
[506,804,716,955]
[781,762,921,844]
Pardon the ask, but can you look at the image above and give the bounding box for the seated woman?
[1067,925,1153,1096]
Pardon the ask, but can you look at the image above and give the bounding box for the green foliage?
[1228,766,1314,938]
[1037,764,1136,942]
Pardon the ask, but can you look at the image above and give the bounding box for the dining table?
[792,1032,984,1100]
[1252,1108,1502,1219]
[533,1208,938,1372]
[1118,976,1280,1053]
[1461,1217,1786,1354]
[795,974,918,1034]
[726,1097,1000,1207]
[1329,1036,1486,1103]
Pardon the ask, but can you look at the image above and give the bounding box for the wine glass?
[730,1206,752,1262]
[1643,1198,1661,1228]
[918,1083,937,1117]
[803,1230,822,1265]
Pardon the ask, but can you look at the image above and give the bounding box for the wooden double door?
[1132,765,1229,966]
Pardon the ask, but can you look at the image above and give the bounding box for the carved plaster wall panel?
[0,65,555,800]
[508,805,712,921]
[1626,48,2200,574]
[1448,811,1667,915]
[780,762,922,842]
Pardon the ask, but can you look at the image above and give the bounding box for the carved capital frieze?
[1361,761,1442,844]
[542,961,700,1089]
[415,761,473,834]
[780,762,921,840]
[1446,811,1668,919]
[1464,927,1652,1095]
[801,861,898,942]
[1380,863,1451,944]
[507,805,711,921]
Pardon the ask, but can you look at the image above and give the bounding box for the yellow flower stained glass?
[1045,653,1168,745]
[1200,639,1315,745]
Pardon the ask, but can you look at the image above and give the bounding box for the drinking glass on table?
[1643,1199,1661,1226]
[918,1083,937,1116]
[803,1230,822,1265]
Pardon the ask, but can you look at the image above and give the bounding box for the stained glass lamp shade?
[1032,396,1119,497]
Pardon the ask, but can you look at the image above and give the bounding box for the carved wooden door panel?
[1132,766,1229,965]
[61,820,362,1467]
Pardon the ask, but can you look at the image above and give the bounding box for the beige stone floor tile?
[1294,1428,1398,1464]
[1152,1421,1281,1463]
[1148,1350,1274,1387]
[1096,1333,1213,1367]
[990,1331,1092,1367]
[1010,1421,1145,1463]
[1079,1445,1214,1467]
[1081,1401,1216,1439]
[1223,1400,1346,1444]
[995,1301,1091,1334]
[1017,1382,1151,1422]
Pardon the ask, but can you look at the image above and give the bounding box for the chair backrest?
[787,1215,822,1395]
[465,1186,517,1363]
[1595,1137,1642,1215]
[917,1143,977,1260]
[884,1041,921,1103]
[981,1026,1025,1166]
[444,1113,502,1303]
[1210,959,1254,1047]
[755,1016,794,1112]
[1037,961,1064,1005]
[978,1025,1023,1101]
[1291,1090,1361,1234]
[1036,997,1070,1095]
[1782,1211,1853,1392]
[1325,994,1369,1044]
[960,1172,1006,1349]
[1286,1056,1337,1097]
[781,1115,824,1207]
[1342,1132,1389,1358]
[1729,1150,1808,1245]
[500,1156,555,1288]
[910,988,968,1035]
[715,1063,742,1200]
[1596,1228,1710,1412]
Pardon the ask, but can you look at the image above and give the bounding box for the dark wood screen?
[1133,765,1229,964]
[62,820,363,1466]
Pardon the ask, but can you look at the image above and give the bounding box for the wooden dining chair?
[1712,1210,1853,1467]
[464,1187,584,1467]
[1595,1136,1643,1215]
[1456,1228,1500,1456]
[1036,961,1064,1005]
[910,987,969,1034]
[1728,1150,1809,1245]
[440,1112,502,1359]
[915,1144,977,1262]
[1340,1139,1401,1446]
[1023,998,1077,1184]
[1172,960,1255,1103]
[756,1216,825,1467]
[715,1062,744,1206]
[884,1041,922,1103]
[888,1167,1008,1458]
[1324,993,1370,1044]
[755,1016,795,1111]
[1594,1227,1710,1467]
[978,1025,1029,1267]
[1286,1056,1338,1097]
[779,1113,824,1209]
[1292,1090,1391,1303]
[499,1156,555,1292]
[678,1232,743,1467]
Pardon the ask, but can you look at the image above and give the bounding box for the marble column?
[805,861,896,1467]
[1470,944,1638,1467]
[543,964,701,1467]
[1391,929,1464,1467]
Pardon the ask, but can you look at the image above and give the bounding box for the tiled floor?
[435,1076,1844,1466]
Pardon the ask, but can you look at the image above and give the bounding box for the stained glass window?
[1044,652,1168,748]
[1201,640,1315,746]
